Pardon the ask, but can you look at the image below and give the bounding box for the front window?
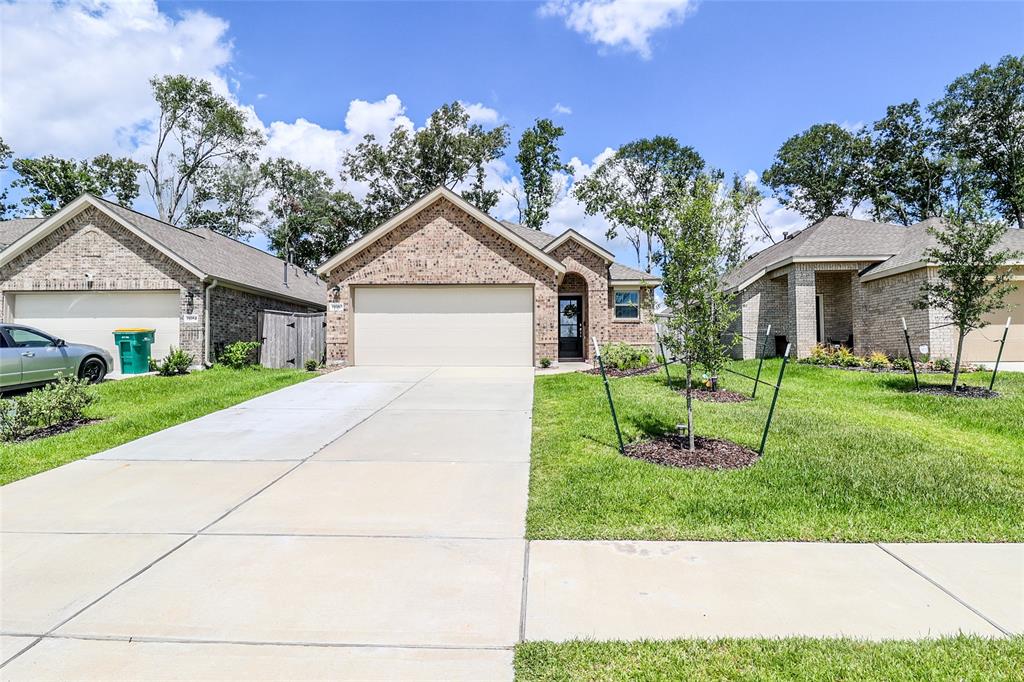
[614,290,639,319]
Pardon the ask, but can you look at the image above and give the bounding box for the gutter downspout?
[204,279,219,367]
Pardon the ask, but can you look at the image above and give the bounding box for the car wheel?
[79,357,106,384]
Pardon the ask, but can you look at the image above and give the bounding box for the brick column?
[787,265,817,358]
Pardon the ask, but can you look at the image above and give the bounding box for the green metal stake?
[989,317,1011,391]
[658,335,673,390]
[752,324,772,399]
[593,337,625,454]
[759,343,791,456]
[902,317,920,391]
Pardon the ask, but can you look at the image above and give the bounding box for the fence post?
[752,324,772,399]
[593,337,625,454]
[989,317,1011,391]
[902,317,920,391]
[759,343,791,456]
[658,335,673,389]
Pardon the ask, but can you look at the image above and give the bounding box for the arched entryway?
[558,272,588,360]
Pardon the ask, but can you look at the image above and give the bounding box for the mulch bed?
[686,388,751,403]
[6,418,101,444]
[802,362,981,375]
[624,434,760,470]
[915,385,999,399]
[581,364,662,378]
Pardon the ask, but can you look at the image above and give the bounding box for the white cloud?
[0,0,233,158]
[461,102,501,124]
[552,103,573,115]
[540,0,696,59]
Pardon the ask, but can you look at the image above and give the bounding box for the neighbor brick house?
[724,216,1024,365]
[0,194,325,368]
[316,187,659,367]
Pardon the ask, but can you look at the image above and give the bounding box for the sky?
[1,0,1021,268]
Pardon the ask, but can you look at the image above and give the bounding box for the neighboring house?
[316,187,659,367]
[724,216,1024,364]
[0,194,325,369]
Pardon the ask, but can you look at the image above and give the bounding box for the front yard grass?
[514,636,1024,681]
[527,361,1024,541]
[0,366,313,485]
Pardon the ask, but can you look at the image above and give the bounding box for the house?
[723,216,1024,365]
[316,187,659,367]
[0,194,325,368]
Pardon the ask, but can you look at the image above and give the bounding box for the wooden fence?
[257,310,326,369]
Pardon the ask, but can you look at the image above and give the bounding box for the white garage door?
[12,291,181,368]
[353,286,533,366]
[963,283,1024,363]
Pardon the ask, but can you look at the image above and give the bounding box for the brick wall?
[815,270,853,344]
[606,287,656,351]
[208,285,316,360]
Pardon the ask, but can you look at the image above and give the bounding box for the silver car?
[0,323,113,392]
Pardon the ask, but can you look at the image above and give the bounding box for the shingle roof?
[0,217,44,250]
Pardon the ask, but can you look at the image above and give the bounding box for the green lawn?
[528,361,1024,541]
[0,366,313,485]
[514,637,1024,681]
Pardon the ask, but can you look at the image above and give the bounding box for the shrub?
[867,351,891,370]
[539,357,552,369]
[601,343,652,371]
[806,344,835,366]
[304,359,319,371]
[891,356,913,371]
[834,347,863,368]
[933,357,953,372]
[0,375,95,442]
[219,341,261,369]
[156,347,193,376]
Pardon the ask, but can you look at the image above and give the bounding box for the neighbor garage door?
[11,291,181,367]
[963,283,1023,363]
[353,286,533,366]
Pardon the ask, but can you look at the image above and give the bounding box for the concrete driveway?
[1,366,532,680]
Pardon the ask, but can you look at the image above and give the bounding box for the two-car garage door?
[11,291,181,365]
[353,286,533,366]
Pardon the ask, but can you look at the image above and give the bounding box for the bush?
[806,344,835,366]
[0,374,96,442]
[539,357,552,369]
[834,347,863,368]
[891,356,913,371]
[932,357,953,372]
[156,347,193,376]
[600,343,652,371]
[304,359,319,371]
[219,341,261,369]
[867,351,891,370]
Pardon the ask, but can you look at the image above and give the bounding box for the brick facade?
[323,196,657,366]
[208,285,313,360]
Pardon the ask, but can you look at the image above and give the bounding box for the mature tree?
[514,118,572,229]
[659,174,738,450]
[716,174,769,272]
[867,100,947,225]
[342,102,509,227]
[915,197,1021,391]
[260,158,362,271]
[573,136,706,272]
[762,123,871,223]
[0,138,18,219]
[147,75,264,227]
[11,153,143,215]
[932,55,1024,229]
[184,162,264,239]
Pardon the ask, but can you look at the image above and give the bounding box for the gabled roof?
[0,195,325,307]
[317,187,567,276]
[0,217,44,250]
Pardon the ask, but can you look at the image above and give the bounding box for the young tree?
[260,158,362,271]
[0,137,19,219]
[867,100,947,225]
[762,123,871,223]
[915,198,1021,391]
[932,55,1024,229]
[659,174,738,451]
[147,75,265,226]
[573,136,706,273]
[514,118,572,229]
[342,101,509,227]
[11,153,143,215]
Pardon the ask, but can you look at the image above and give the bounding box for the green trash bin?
[113,329,156,375]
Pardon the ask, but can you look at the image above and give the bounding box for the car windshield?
[7,328,54,348]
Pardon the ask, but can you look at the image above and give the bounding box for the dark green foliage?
[599,343,652,371]
[539,357,553,369]
[0,375,95,442]
[0,137,19,219]
[515,118,571,229]
[304,359,319,371]
[12,153,143,215]
[218,341,261,369]
[156,347,193,376]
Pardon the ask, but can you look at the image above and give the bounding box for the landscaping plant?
[0,375,95,442]
[599,343,651,371]
[304,358,319,371]
[219,340,262,369]
[156,347,193,376]
[539,357,552,369]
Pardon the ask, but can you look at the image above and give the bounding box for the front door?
[558,296,583,360]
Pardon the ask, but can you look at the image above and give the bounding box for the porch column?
[787,264,817,358]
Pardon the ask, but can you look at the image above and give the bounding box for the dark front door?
[558,296,583,359]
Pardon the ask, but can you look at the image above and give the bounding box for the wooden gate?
[257,310,326,369]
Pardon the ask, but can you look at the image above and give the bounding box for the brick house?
[0,194,325,368]
[316,187,659,367]
[724,216,1024,365]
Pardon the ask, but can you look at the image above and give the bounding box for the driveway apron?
[1,366,532,680]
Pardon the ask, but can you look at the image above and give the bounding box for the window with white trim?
[614,289,640,319]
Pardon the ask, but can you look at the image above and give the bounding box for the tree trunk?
[685,363,694,452]
[1015,205,1024,231]
[952,328,966,393]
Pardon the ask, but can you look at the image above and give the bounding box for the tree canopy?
[514,118,572,229]
[11,153,143,216]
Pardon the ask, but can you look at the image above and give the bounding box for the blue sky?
[2,1,1022,266]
